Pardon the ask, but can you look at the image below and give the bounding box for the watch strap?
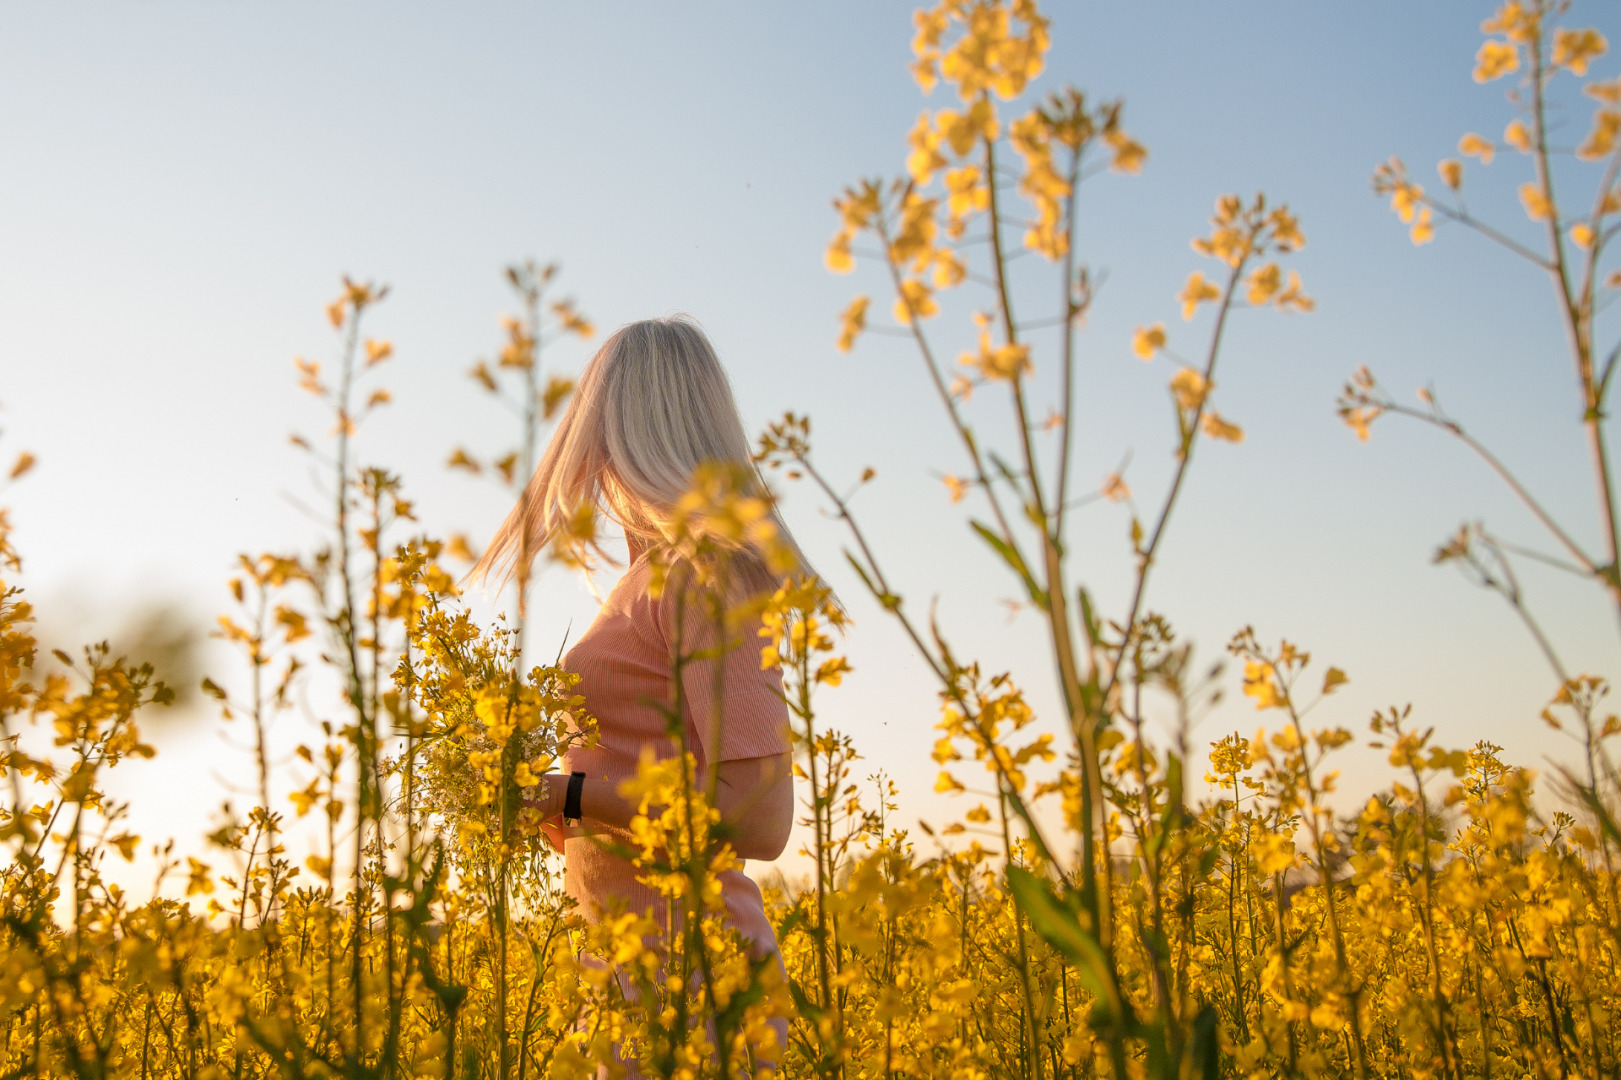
[563,771,586,825]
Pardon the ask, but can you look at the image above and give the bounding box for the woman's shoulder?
[601,552,763,640]
[565,554,665,667]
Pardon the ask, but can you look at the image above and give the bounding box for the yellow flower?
[1309,1000,1348,1033]
[1482,1,1538,44]
[1577,109,1621,162]
[1390,179,1424,224]
[1200,411,1243,443]
[889,191,939,270]
[1268,207,1305,251]
[1132,323,1165,361]
[1569,223,1595,250]
[923,248,961,289]
[825,232,854,274]
[907,111,948,185]
[1438,159,1463,190]
[959,330,1033,381]
[1553,28,1607,77]
[543,374,574,419]
[980,342,1031,380]
[1250,830,1296,874]
[1503,119,1532,153]
[1276,270,1315,312]
[1106,129,1146,174]
[550,299,594,338]
[837,296,870,352]
[836,181,881,232]
[1473,39,1519,83]
[1587,75,1621,105]
[364,339,393,367]
[1169,367,1209,411]
[1179,272,1221,320]
[186,856,216,896]
[1246,263,1281,305]
[1410,206,1435,246]
[295,357,325,396]
[894,278,938,324]
[1458,132,1495,164]
[1101,473,1130,502]
[1242,661,1285,710]
[944,166,988,219]
[937,99,998,156]
[1519,182,1552,222]
[943,474,970,503]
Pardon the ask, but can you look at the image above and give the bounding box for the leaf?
[1142,1021,1171,1080]
[844,552,899,611]
[1005,866,1122,1024]
[1076,585,1101,647]
[785,975,823,1022]
[1595,341,1621,413]
[1190,1005,1222,1080]
[970,520,1048,611]
[1000,786,1059,867]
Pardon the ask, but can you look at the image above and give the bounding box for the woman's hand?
[522,774,568,852]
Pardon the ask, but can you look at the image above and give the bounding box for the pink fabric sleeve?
[660,577,791,763]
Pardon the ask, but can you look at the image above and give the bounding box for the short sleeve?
[659,573,791,764]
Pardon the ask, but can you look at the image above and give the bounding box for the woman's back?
[560,552,790,955]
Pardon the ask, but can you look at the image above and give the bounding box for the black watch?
[563,771,586,827]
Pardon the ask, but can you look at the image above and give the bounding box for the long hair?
[470,315,813,598]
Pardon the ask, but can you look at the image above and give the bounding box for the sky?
[3,1,1620,886]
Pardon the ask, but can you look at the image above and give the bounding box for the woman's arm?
[526,751,795,862]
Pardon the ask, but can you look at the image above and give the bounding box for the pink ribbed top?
[560,553,790,955]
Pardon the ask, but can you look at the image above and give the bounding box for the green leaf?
[1595,340,1621,412]
[844,551,900,611]
[1076,585,1101,646]
[1000,787,1058,866]
[1005,866,1123,1024]
[1142,1021,1171,1080]
[785,975,824,1023]
[969,520,1048,611]
[1190,1005,1222,1080]
[1139,926,1170,964]
[1165,752,1185,806]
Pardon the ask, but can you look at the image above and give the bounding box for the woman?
[471,315,802,1072]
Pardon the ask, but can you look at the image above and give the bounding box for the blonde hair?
[472,315,810,597]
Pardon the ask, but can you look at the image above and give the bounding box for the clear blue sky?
[4,2,1619,873]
